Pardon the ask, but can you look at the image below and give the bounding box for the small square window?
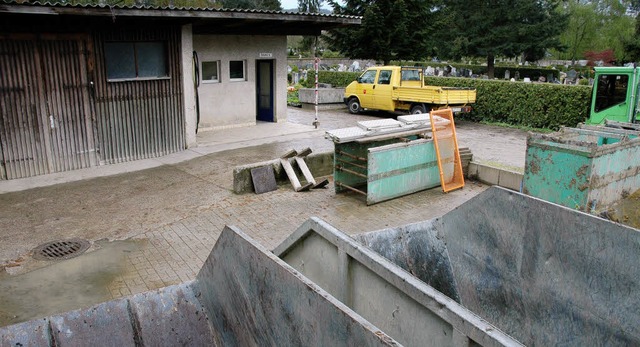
[230,60,246,81]
[202,61,220,83]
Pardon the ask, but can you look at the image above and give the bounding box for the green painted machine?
[587,66,640,125]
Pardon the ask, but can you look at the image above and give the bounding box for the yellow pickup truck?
[344,66,476,114]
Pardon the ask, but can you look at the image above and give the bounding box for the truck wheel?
[410,104,427,114]
[348,98,361,114]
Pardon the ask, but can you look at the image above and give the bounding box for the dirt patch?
[604,189,640,229]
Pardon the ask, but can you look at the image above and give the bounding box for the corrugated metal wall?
[0,27,186,180]
[92,27,185,165]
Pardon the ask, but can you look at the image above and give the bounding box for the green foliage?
[321,50,342,58]
[220,0,281,10]
[297,0,322,12]
[556,0,635,63]
[316,71,360,87]
[424,77,592,129]
[325,0,438,64]
[439,0,567,77]
[287,89,300,106]
[624,13,640,62]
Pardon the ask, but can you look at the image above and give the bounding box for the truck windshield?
[358,70,376,84]
[594,74,629,112]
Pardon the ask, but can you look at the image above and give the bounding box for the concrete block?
[0,318,51,346]
[298,88,345,104]
[467,162,479,179]
[475,163,500,185]
[129,283,217,346]
[497,169,523,191]
[48,298,135,346]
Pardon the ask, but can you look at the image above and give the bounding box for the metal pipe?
[336,158,367,170]
[336,165,367,178]
[336,182,367,196]
[336,150,367,162]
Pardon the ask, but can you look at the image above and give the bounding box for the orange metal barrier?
[430,108,465,192]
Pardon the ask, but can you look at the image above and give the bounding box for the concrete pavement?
[0,106,529,326]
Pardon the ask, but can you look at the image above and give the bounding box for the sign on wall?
[259,53,273,58]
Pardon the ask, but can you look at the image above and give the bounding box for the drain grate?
[32,239,90,261]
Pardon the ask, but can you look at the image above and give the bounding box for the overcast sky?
[280,0,298,10]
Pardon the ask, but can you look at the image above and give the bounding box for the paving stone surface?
[0,106,528,325]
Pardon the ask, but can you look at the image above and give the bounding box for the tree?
[220,0,281,10]
[625,13,640,62]
[325,0,439,65]
[298,0,322,12]
[297,0,324,57]
[557,0,635,64]
[440,0,567,78]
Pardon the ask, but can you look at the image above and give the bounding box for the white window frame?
[202,60,220,83]
[229,60,246,82]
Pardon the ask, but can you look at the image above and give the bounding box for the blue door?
[256,60,274,122]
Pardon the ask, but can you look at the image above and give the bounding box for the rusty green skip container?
[523,124,640,212]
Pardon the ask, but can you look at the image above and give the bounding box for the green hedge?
[425,77,592,129]
[313,71,360,88]
[312,72,592,129]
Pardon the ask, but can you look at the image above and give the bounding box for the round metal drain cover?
[32,239,90,261]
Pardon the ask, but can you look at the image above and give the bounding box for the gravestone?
[250,166,277,194]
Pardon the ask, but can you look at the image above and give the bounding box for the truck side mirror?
[356,77,362,83]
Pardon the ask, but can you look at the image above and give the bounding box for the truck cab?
[588,66,640,124]
[344,66,416,113]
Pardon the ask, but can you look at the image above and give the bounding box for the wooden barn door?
[40,38,96,173]
[0,37,96,179]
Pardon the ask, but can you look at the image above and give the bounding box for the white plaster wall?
[181,25,197,148]
[193,35,288,131]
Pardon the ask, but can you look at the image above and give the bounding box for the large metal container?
[523,125,640,211]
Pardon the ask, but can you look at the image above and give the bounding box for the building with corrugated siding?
[0,1,360,179]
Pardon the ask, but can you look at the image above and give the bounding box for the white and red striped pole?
[313,37,319,129]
